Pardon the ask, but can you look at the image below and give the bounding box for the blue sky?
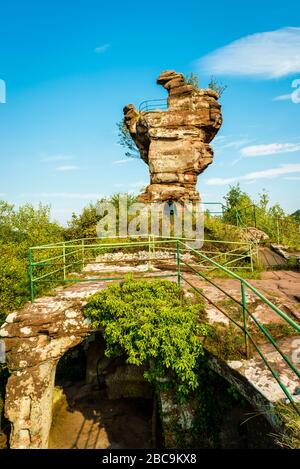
[0,0,300,224]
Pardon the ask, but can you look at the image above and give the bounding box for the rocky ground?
[49,384,153,449]
[1,250,299,448]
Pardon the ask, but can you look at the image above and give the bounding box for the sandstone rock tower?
[123,70,223,202]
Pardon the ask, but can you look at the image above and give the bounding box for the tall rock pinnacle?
[123,70,223,202]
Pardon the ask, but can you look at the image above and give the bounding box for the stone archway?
[0,294,91,448]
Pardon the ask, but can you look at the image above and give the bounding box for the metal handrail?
[28,236,300,412]
[139,98,168,113]
[177,240,300,413]
[232,204,300,245]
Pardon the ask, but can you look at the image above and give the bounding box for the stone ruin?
[123,70,223,203]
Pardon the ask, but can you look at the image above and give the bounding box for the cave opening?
[49,333,162,449]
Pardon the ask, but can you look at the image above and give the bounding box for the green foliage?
[273,402,300,449]
[64,193,138,240]
[65,203,100,239]
[222,185,300,248]
[291,210,300,224]
[204,212,243,244]
[287,256,298,268]
[0,247,28,320]
[223,184,252,224]
[0,201,63,320]
[204,323,246,360]
[117,120,140,159]
[208,76,227,97]
[185,72,200,89]
[84,277,207,399]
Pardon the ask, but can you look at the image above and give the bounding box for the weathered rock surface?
[0,296,92,448]
[123,70,222,202]
[1,262,299,448]
[242,226,269,243]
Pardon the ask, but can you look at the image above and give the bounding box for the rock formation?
[123,70,222,202]
[0,296,91,448]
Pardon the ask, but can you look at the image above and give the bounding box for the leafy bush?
[204,212,243,245]
[0,201,63,322]
[64,194,137,240]
[0,247,28,321]
[84,277,207,399]
[185,72,200,89]
[208,76,227,97]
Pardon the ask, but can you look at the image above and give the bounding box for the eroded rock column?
[124,70,223,202]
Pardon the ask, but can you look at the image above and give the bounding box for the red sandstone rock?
[124,70,222,202]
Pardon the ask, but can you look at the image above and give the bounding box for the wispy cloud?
[197,27,300,79]
[114,180,147,189]
[112,158,135,165]
[94,44,110,54]
[225,140,251,149]
[21,192,102,200]
[240,143,300,157]
[205,163,300,185]
[55,165,80,172]
[41,154,73,162]
[218,139,252,150]
[284,176,300,180]
[273,94,292,101]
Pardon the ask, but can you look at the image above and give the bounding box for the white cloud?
[197,27,300,79]
[23,192,103,200]
[112,158,135,165]
[273,94,292,101]
[205,163,300,185]
[114,180,147,189]
[55,165,79,172]
[41,154,73,162]
[284,176,300,180]
[219,139,252,149]
[241,143,300,157]
[94,44,110,54]
[214,136,227,143]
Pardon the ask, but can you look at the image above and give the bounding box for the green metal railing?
[139,98,168,113]
[178,239,300,414]
[29,235,254,301]
[28,236,300,412]
[233,204,300,246]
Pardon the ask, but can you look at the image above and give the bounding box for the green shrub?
[0,248,28,321]
[84,277,207,399]
[0,201,64,321]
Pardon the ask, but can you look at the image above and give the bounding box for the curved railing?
[139,98,168,113]
[28,236,300,413]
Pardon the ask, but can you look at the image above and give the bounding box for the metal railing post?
[177,240,181,288]
[249,243,254,272]
[241,281,249,358]
[148,234,152,270]
[81,239,85,270]
[276,216,280,244]
[63,242,66,281]
[235,210,239,227]
[253,205,257,228]
[29,248,34,303]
